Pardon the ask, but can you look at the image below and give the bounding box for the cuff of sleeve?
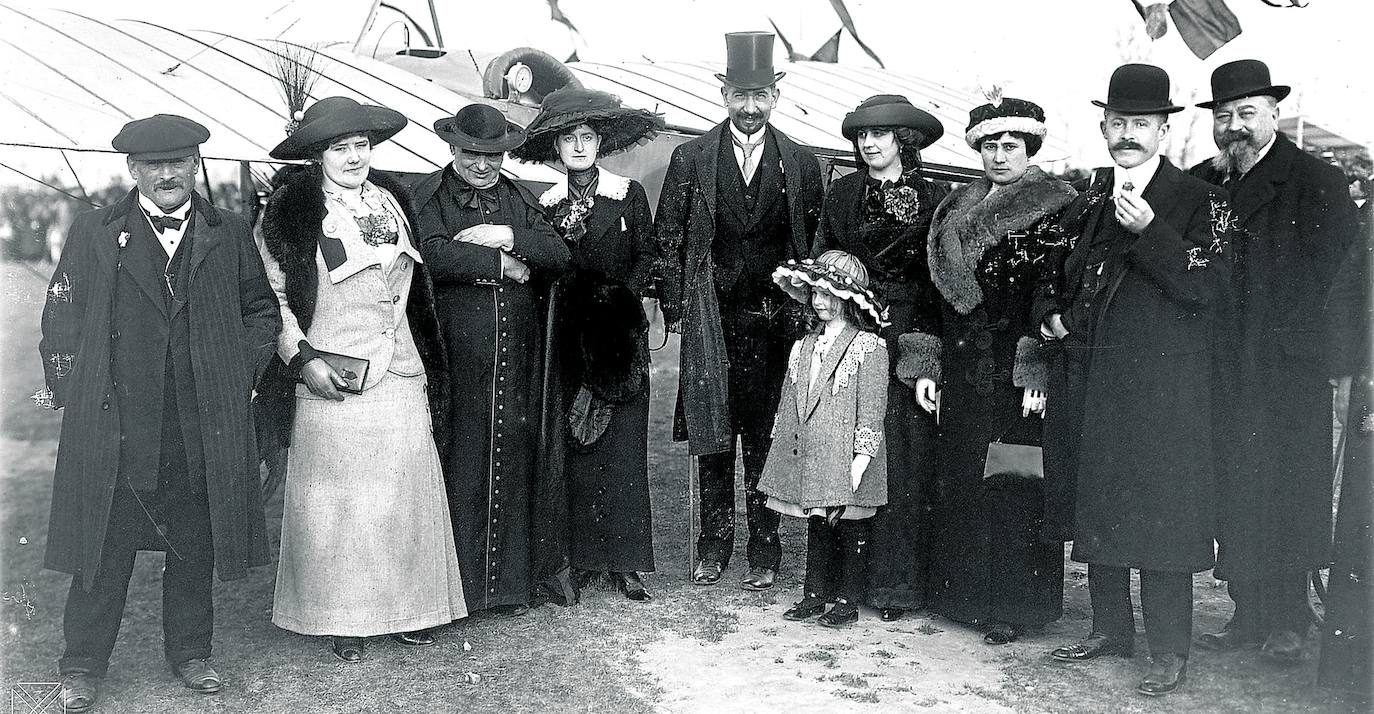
[895,332,942,388]
[289,340,320,373]
[853,426,882,456]
[1012,336,1051,392]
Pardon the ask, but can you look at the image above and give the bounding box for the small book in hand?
[303,350,370,394]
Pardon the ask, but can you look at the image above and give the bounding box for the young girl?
[758,250,890,627]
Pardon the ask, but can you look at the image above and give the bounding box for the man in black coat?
[39,116,279,712]
[655,31,823,591]
[1188,60,1360,663]
[1042,64,1235,697]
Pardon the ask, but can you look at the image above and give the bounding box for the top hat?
[772,250,888,328]
[434,103,527,153]
[964,95,1048,149]
[269,97,407,161]
[511,87,665,163]
[1197,59,1291,109]
[841,94,944,150]
[1092,63,1184,115]
[112,114,211,161]
[714,31,785,90]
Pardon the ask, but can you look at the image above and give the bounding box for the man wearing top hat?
[1039,64,1236,696]
[38,115,279,711]
[1188,60,1359,663]
[656,31,823,590]
[412,103,574,614]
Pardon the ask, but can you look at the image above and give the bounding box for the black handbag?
[983,416,1044,480]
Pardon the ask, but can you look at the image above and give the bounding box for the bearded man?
[1188,60,1360,664]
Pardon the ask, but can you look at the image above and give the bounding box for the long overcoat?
[1051,160,1235,573]
[655,121,823,455]
[40,190,279,590]
[1190,134,1359,580]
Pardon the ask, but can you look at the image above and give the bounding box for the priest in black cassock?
[413,103,573,614]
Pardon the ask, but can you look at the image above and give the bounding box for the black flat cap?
[112,114,210,161]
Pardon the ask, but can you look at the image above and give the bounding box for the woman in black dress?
[513,88,664,601]
[909,96,1077,644]
[813,95,948,621]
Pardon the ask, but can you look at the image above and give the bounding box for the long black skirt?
[566,385,655,573]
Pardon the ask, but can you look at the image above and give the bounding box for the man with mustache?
[412,103,574,614]
[40,115,280,711]
[656,31,823,590]
[1189,59,1359,663]
[1040,64,1235,696]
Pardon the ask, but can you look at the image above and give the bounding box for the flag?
[1169,0,1242,59]
[810,30,843,63]
[828,0,884,68]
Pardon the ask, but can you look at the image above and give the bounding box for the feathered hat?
[963,88,1048,149]
[511,87,664,163]
[772,250,887,327]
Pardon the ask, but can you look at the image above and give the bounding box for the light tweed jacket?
[757,325,889,509]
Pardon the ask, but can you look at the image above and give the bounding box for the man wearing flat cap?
[655,31,823,591]
[39,114,279,711]
[412,103,574,614]
[1041,64,1236,697]
[1189,59,1359,663]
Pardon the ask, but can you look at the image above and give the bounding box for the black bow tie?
[146,212,185,234]
[456,184,500,213]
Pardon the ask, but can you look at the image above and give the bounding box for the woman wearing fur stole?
[512,88,664,602]
[908,96,1077,645]
[813,95,948,622]
[255,97,465,662]
[759,250,889,628]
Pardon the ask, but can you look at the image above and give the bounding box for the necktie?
[732,133,763,181]
[457,185,500,214]
[1121,181,1135,195]
[147,212,184,234]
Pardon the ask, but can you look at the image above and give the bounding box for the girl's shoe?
[818,600,859,628]
[879,608,905,622]
[391,629,436,646]
[783,596,828,621]
[983,621,1021,645]
[331,636,364,662]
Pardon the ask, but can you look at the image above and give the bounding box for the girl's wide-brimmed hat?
[269,96,407,161]
[772,250,888,327]
[841,94,943,150]
[511,87,665,163]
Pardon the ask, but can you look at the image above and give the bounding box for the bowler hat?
[714,31,785,90]
[433,103,527,153]
[112,114,210,161]
[1092,63,1184,115]
[1197,59,1290,109]
[841,95,943,150]
[269,96,407,161]
[511,87,664,163]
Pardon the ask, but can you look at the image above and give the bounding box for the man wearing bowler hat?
[412,103,574,614]
[656,31,823,590]
[39,115,279,711]
[1189,60,1359,663]
[1040,64,1236,696]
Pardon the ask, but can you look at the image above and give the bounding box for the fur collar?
[928,166,1076,314]
[539,167,631,207]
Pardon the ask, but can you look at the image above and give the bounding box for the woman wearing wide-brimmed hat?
[256,96,466,662]
[812,94,948,622]
[512,87,665,601]
[914,95,1078,645]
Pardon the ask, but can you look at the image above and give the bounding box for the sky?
[2,0,1370,185]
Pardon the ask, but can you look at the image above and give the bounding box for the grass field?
[0,260,1367,713]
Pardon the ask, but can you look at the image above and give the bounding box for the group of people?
[35,28,1367,712]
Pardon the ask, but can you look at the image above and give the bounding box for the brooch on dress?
[881,185,922,225]
[353,213,399,246]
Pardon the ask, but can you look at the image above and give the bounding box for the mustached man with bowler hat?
[38,115,280,712]
[1187,60,1360,664]
[1038,64,1236,697]
[655,31,824,591]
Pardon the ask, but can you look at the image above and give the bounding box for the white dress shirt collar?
[137,192,192,265]
[728,122,767,184]
[1112,153,1163,199]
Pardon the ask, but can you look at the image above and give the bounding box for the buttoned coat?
[1046,159,1236,572]
[1190,133,1359,580]
[757,327,889,509]
[655,121,823,455]
[40,190,279,589]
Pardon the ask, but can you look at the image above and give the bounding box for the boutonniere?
[882,185,922,225]
[354,213,399,246]
[557,196,595,245]
[117,231,129,249]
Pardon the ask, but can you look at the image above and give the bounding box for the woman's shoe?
[331,636,364,662]
[614,572,652,601]
[783,596,828,621]
[879,608,905,622]
[984,622,1021,645]
[818,600,859,628]
[391,629,436,646]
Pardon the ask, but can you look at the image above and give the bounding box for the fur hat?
[964,92,1048,149]
[772,250,887,327]
[511,88,664,163]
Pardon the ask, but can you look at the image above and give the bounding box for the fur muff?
[1011,335,1051,392]
[566,270,649,403]
[895,331,943,388]
[927,166,1077,315]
